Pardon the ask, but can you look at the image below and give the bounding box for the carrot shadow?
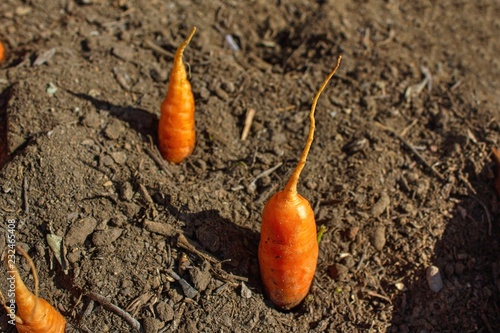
[159,194,261,290]
[389,162,500,331]
[66,90,158,140]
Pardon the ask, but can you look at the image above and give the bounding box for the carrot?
[492,147,500,197]
[0,246,66,333]
[0,40,5,64]
[158,27,197,164]
[258,56,342,310]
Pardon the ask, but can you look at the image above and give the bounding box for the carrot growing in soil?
[158,27,197,164]
[258,56,342,310]
[0,40,5,64]
[0,246,66,333]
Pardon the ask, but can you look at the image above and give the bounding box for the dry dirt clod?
[156,301,174,323]
[65,217,98,247]
[143,317,164,333]
[190,262,211,292]
[329,263,349,281]
[120,181,134,201]
[371,192,390,217]
[371,226,386,251]
[92,228,123,246]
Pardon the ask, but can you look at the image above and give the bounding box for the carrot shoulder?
[0,40,5,64]
[158,27,197,164]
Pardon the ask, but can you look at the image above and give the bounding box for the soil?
[1,0,499,332]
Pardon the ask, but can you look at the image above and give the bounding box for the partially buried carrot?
[158,27,197,164]
[258,56,342,310]
[0,40,5,64]
[0,246,66,333]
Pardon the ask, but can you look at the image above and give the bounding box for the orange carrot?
[0,246,66,333]
[492,147,500,197]
[258,56,342,309]
[0,40,5,64]
[158,27,197,164]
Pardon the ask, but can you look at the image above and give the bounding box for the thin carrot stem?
[284,56,342,194]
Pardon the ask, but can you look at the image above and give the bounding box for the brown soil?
[1,1,499,332]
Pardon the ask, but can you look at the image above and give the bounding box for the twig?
[241,108,256,141]
[142,39,175,58]
[375,122,445,181]
[87,292,142,332]
[23,176,29,214]
[363,289,392,304]
[145,137,172,176]
[248,162,283,193]
[399,119,418,138]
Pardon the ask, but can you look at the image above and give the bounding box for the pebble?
[426,265,443,292]
[371,192,390,217]
[240,281,252,299]
[104,120,124,140]
[120,182,134,201]
[92,228,123,247]
[65,217,98,247]
[81,112,102,128]
[111,45,135,62]
[156,301,174,322]
[100,154,114,167]
[111,151,127,164]
[371,226,386,251]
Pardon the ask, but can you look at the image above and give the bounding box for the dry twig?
[87,292,142,332]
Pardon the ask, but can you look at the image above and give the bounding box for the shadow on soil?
[67,90,158,140]
[390,164,500,332]
[159,194,262,290]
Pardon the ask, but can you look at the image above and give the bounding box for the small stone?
[120,182,134,201]
[81,112,101,128]
[15,6,32,16]
[111,45,135,62]
[104,120,124,140]
[92,228,123,247]
[111,151,127,164]
[65,217,98,247]
[46,82,58,95]
[240,281,252,299]
[156,301,174,322]
[371,192,390,217]
[426,265,443,293]
[100,154,114,167]
[371,226,386,251]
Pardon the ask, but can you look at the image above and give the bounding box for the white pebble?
[426,265,443,293]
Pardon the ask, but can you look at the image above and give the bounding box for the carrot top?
[283,56,343,195]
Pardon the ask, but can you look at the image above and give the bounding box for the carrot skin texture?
[158,27,196,164]
[259,191,318,309]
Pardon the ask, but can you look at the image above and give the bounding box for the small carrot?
[492,147,500,197]
[258,56,342,310]
[0,40,5,64]
[158,27,197,164]
[0,246,66,333]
